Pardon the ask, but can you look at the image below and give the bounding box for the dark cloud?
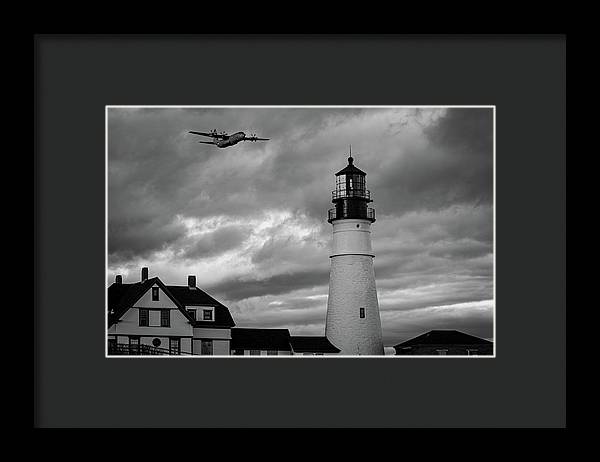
[180,225,249,260]
[108,216,186,264]
[370,108,493,217]
[208,269,330,302]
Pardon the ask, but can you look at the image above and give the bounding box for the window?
[169,338,180,355]
[359,307,365,319]
[152,287,159,301]
[139,309,149,326]
[129,336,140,355]
[187,309,197,321]
[108,337,116,354]
[203,309,213,321]
[232,349,244,355]
[201,339,213,355]
[250,349,261,356]
[160,309,170,327]
[436,349,448,355]
[336,174,346,194]
[267,350,277,356]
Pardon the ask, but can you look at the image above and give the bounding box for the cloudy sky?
[107,106,494,346]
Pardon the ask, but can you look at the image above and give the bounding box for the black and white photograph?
[36,34,566,429]
[106,106,495,357]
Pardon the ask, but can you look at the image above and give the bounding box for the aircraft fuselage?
[216,131,246,148]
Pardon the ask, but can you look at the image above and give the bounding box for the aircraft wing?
[189,130,228,139]
[197,140,217,145]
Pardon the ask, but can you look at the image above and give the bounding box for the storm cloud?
[107,107,494,345]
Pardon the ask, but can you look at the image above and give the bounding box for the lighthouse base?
[325,254,384,355]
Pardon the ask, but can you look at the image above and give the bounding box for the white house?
[108,269,345,357]
[107,268,235,356]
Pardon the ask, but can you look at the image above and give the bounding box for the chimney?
[115,275,123,284]
[188,275,196,289]
[141,267,149,282]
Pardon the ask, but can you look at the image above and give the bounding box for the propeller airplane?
[188,129,269,148]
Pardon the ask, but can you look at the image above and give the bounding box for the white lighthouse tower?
[325,150,384,355]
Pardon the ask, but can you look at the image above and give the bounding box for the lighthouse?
[325,150,384,355]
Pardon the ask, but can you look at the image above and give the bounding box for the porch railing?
[108,343,192,356]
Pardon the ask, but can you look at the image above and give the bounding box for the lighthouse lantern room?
[328,154,376,223]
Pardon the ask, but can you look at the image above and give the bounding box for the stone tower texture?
[325,152,384,355]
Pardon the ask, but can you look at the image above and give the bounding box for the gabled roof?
[108,277,166,326]
[107,277,227,328]
[167,285,235,328]
[230,328,291,351]
[335,157,366,176]
[289,336,340,353]
[393,330,493,348]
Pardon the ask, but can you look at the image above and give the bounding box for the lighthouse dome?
[335,156,367,177]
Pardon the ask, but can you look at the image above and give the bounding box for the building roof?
[335,157,366,176]
[107,277,235,328]
[393,330,493,349]
[166,285,235,327]
[230,328,291,351]
[289,336,340,353]
[108,277,168,326]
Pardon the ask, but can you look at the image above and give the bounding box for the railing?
[331,189,371,201]
[328,207,375,222]
[108,343,192,356]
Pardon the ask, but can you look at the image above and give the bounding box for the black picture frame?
[34,34,566,428]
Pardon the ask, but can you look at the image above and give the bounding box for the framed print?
[35,34,565,428]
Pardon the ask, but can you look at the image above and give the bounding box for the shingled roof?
[393,330,493,348]
[108,278,179,327]
[289,336,340,353]
[230,328,291,351]
[107,277,235,328]
[166,285,235,328]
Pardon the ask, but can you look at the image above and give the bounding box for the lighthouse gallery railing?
[331,189,371,201]
[328,207,375,222]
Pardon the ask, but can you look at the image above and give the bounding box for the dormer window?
[203,309,213,321]
[152,287,159,301]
